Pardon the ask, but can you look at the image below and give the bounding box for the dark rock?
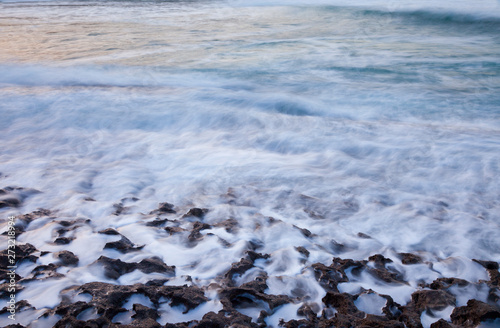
[358,314,406,328]
[137,257,175,275]
[430,319,459,328]
[430,277,469,290]
[31,263,65,279]
[369,254,393,268]
[150,202,176,214]
[54,237,73,245]
[183,207,209,218]
[55,251,79,266]
[473,259,499,270]
[411,290,456,311]
[96,256,174,279]
[357,232,372,239]
[188,221,212,242]
[322,292,361,316]
[294,225,312,237]
[165,226,186,235]
[295,246,310,258]
[450,299,500,327]
[98,228,120,235]
[146,218,171,227]
[0,197,21,208]
[104,236,143,253]
[224,258,254,285]
[0,243,37,267]
[246,251,270,262]
[399,253,423,265]
[214,218,239,233]
[131,304,159,321]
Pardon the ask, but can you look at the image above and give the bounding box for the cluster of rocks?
[1,200,499,327]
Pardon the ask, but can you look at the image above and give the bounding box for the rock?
[429,278,469,290]
[398,253,423,265]
[104,236,143,253]
[411,290,456,311]
[182,208,209,218]
[98,228,120,235]
[450,299,500,327]
[131,304,159,321]
[54,237,73,245]
[188,221,212,242]
[150,202,176,214]
[322,292,361,316]
[430,319,459,328]
[96,256,174,279]
[55,251,79,266]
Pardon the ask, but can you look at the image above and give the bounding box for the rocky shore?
[1,190,499,327]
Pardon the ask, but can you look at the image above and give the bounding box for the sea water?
[0,0,499,326]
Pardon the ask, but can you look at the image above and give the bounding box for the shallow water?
[1,0,500,326]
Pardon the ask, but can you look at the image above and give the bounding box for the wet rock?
[473,259,500,287]
[98,228,120,235]
[0,187,40,208]
[322,292,361,316]
[294,225,312,237]
[131,304,159,321]
[398,253,423,265]
[430,319,459,328]
[214,218,239,233]
[295,246,310,258]
[357,232,372,239]
[96,256,174,279]
[450,299,500,327]
[188,221,212,242]
[411,290,456,311]
[150,202,176,215]
[165,226,186,235]
[182,207,209,219]
[358,314,406,328]
[369,254,393,268]
[0,243,37,267]
[224,258,254,285]
[146,218,171,227]
[429,277,469,290]
[104,235,143,253]
[0,197,21,208]
[55,250,79,266]
[31,263,65,279]
[137,257,175,274]
[54,237,74,245]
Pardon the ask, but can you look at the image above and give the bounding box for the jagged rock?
[165,226,186,235]
[322,292,361,316]
[450,299,500,327]
[295,246,310,258]
[398,253,423,265]
[55,251,79,266]
[104,236,143,253]
[96,256,174,279]
[429,277,469,290]
[150,202,176,215]
[131,304,159,321]
[54,237,74,245]
[213,218,239,233]
[0,243,37,267]
[188,221,212,242]
[182,208,209,219]
[411,290,456,311]
[98,228,120,235]
[430,319,459,328]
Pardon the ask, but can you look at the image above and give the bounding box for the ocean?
[1,0,500,327]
